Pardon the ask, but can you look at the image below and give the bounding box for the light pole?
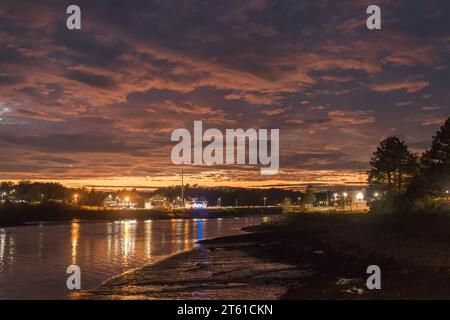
[181,163,184,206]
[342,192,348,212]
[263,197,267,207]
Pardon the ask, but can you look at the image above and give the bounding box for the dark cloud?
[0,73,22,86]
[0,134,141,153]
[65,70,116,89]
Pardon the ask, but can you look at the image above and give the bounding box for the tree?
[368,136,418,195]
[420,116,450,196]
[302,185,316,205]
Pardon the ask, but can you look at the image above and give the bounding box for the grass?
[250,211,450,271]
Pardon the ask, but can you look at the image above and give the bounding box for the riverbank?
[0,203,281,227]
[80,212,450,299]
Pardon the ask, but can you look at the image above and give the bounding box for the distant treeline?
[0,181,324,207]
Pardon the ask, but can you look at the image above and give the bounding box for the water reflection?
[197,219,204,240]
[70,221,80,265]
[144,220,152,260]
[0,229,15,274]
[0,230,6,269]
[0,217,262,299]
[184,220,190,251]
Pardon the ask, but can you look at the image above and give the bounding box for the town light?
[342,192,348,198]
[356,192,364,201]
[374,192,379,197]
[125,197,130,202]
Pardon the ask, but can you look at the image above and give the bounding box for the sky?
[0,0,449,190]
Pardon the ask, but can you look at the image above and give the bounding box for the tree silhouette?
[302,185,316,205]
[368,136,418,194]
[420,116,450,195]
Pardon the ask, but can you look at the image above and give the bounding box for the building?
[103,194,137,209]
[144,195,169,209]
[185,197,208,209]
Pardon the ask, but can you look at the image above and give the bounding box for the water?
[0,217,262,299]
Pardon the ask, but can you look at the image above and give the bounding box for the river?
[0,217,262,299]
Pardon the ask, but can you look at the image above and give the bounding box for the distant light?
[343,192,348,198]
[374,192,379,197]
[125,197,130,202]
[356,192,364,201]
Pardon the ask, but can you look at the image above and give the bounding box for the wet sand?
[76,237,311,300]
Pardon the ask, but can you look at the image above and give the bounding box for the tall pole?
[181,163,184,206]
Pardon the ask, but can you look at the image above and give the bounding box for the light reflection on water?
[0,217,261,300]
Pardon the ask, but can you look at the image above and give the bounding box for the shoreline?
[77,233,307,300]
[0,205,281,228]
[80,213,450,300]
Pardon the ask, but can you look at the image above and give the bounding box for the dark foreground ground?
[79,213,450,299]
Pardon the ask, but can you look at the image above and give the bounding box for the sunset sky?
[0,0,449,190]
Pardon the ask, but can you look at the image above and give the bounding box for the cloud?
[260,108,285,116]
[328,110,376,125]
[370,80,430,93]
[0,133,144,153]
[65,70,117,89]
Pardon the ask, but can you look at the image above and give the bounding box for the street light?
[356,192,364,201]
[73,194,79,205]
[263,197,267,207]
[342,192,348,198]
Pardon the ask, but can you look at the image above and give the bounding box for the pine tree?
[420,117,450,195]
[368,136,418,194]
[302,185,316,205]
